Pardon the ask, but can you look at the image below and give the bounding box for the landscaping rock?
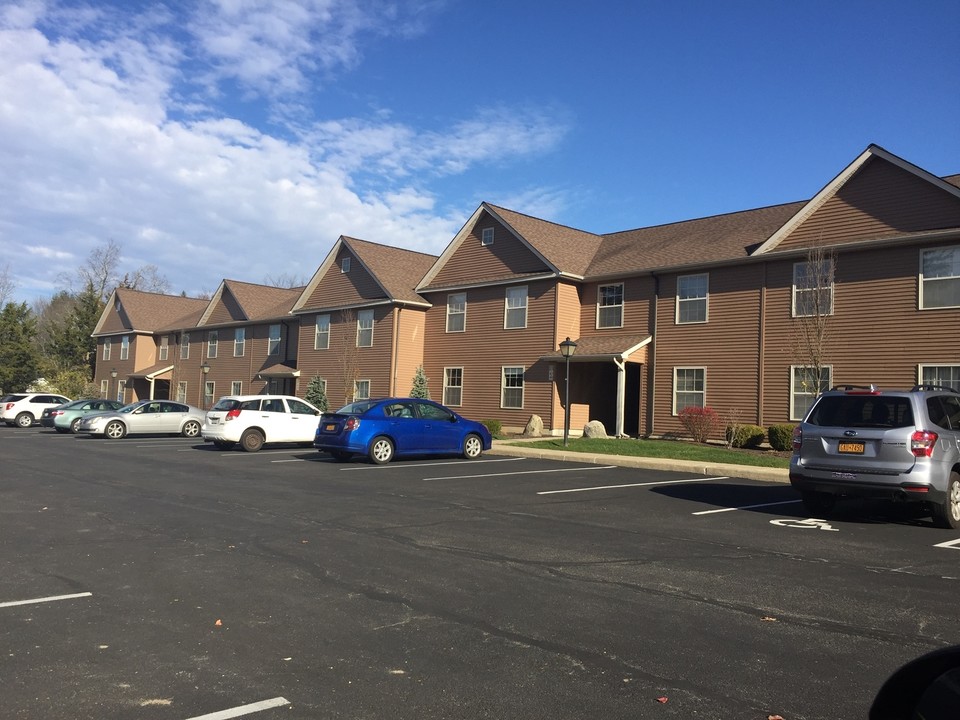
[583,420,607,438]
[523,414,543,437]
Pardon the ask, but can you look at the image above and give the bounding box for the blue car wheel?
[369,436,394,464]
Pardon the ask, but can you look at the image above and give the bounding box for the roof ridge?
[486,203,601,238]
[602,199,808,238]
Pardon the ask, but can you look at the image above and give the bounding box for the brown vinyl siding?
[422,279,559,430]
[206,292,244,325]
[579,277,654,337]
[301,246,387,309]
[775,158,960,251]
[429,213,552,288]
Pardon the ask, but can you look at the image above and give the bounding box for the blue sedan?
[314,398,493,464]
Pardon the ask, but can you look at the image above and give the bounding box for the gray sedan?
[78,400,205,439]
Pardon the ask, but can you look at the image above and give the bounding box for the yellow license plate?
[325,424,336,431]
[838,441,865,454]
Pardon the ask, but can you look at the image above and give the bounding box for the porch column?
[615,358,625,437]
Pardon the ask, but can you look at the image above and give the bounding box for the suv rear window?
[806,396,914,428]
[212,398,242,411]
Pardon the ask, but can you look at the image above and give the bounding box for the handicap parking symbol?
[770,518,839,531]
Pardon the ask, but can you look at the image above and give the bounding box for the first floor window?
[354,379,370,401]
[231,380,242,395]
[100,379,108,398]
[791,365,832,420]
[268,324,281,355]
[207,330,218,359]
[673,368,705,414]
[677,274,708,324]
[180,333,190,360]
[921,247,960,309]
[159,335,169,361]
[597,284,624,328]
[357,310,374,347]
[920,365,960,392]
[116,380,126,403]
[176,381,187,403]
[204,381,215,408]
[501,367,524,409]
[504,286,527,329]
[314,314,330,350]
[444,367,463,406]
[234,328,245,357]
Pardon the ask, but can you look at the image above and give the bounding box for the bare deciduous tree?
[61,239,170,301]
[0,263,15,306]
[262,272,309,289]
[338,309,361,406]
[792,241,836,398]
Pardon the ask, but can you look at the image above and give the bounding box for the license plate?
[838,441,865,454]
[210,418,219,424]
[325,423,337,432]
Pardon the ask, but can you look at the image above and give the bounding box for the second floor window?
[234,328,245,357]
[180,333,190,360]
[207,330,218,359]
[920,246,960,309]
[793,259,834,317]
[120,335,130,360]
[446,293,466,332]
[504,286,527,329]
[597,284,623,328]
[677,274,708,324]
[357,310,374,347]
[315,314,330,350]
[268,324,281,356]
[103,338,111,361]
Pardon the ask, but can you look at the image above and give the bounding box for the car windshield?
[336,400,378,415]
[807,395,914,428]
[117,403,144,414]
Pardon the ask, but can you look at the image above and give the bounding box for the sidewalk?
[488,439,790,484]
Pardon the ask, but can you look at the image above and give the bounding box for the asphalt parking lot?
[3,428,960,719]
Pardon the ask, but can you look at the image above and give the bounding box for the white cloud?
[0,1,569,302]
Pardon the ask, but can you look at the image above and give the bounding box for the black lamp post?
[559,337,578,447]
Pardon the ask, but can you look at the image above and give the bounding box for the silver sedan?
[78,400,205,439]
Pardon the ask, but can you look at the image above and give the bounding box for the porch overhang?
[540,334,651,363]
[127,363,174,380]
[255,362,301,379]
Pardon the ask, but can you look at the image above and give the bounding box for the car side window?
[263,399,285,413]
[927,397,951,430]
[416,402,452,421]
[286,399,314,415]
[938,396,960,431]
[240,399,261,411]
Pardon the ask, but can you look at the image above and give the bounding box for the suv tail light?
[792,425,802,451]
[345,416,360,432]
[225,409,242,421]
[910,430,938,458]
[5,403,13,411]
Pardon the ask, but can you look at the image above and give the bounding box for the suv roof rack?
[910,384,960,394]
[830,384,879,392]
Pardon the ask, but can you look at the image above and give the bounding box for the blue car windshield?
[337,400,378,415]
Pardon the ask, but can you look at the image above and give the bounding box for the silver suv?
[790,385,960,529]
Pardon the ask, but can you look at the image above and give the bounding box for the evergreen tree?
[410,365,430,399]
[305,375,328,412]
[0,302,41,393]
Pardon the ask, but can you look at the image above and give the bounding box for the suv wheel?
[801,490,836,516]
[240,429,264,452]
[931,472,960,530]
[15,412,33,428]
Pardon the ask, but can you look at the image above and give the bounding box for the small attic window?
[481,228,494,246]
[341,257,351,273]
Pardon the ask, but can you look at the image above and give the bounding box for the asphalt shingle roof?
[345,236,437,303]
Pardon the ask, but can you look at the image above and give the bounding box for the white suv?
[202,395,321,452]
[2,393,71,427]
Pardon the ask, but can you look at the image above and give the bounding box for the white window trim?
[443,367,463,407]
[231,380,243,395]
[159,336,169,361]
[207,331,218,359]
[314,314,330,350]
[356,310,374,348]
[504,286,528,330]
[119,335,130,361]
[446,293,466,333]
[100,379,108,398]
[180,333,190,360]
[341,256,351,273]
[596,283,624,329]
[268,324,281,356]
[790,365,833,421]
[234,328,245,357]
[500,366,525,409]
[176,381,187,403]
[203,381,215,406]
[481,227,494,246]
[103,339,111,361]
[354,379,370,401]
[672,367,706,416]
[918,364,960,391]
[792,260,834,318]
[676,273,709,325]
[116,380,126,404]
[919,246,960,310]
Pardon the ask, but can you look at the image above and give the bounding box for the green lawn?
[509,437,792,469]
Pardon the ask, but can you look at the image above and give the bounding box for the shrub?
[410,365,430,399]
[677,406,720,443]
[768,424,796,451]
[304,375,328,412]
[725,423,765,448]
[481,419,502,437]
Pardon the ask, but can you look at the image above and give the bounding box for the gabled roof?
[93,288,208,337]
[540,334,651,362]
[752,144,960,255]
[198,279,303,326]
[292,236,436,313]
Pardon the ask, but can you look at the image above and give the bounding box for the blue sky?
[2,0,958,303]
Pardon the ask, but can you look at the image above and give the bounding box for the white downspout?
[614,356,625,438]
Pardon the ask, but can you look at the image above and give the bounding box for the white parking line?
[339,457,526,472]
[427,465,616,482]
[219,450,306,457]
[0,592,93,609]
[934,538,960,550]
[184,697,290,720]
[693,499,802,515]
[537,476,724,495]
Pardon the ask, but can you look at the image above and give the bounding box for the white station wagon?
[202,395,321,452]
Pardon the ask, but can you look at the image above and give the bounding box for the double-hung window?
[203,381,215,408]
[673,368,705,414]
[501,367,524,409]
[354,380,370,401]
[234,328,245,357]
[100,379,108,398]
[597,284,623,328]
[314,314,330,350]
[159,336,169,361]
[920,365,960,392]
[180,333,190,360]
[176,381,187,403]
[207,330,218,359]
[120,335,130,360]
[357,310,374,347]
[791,365,832,420]
[920,247,960,309]
[793,260,834,317]
[677,274,708,324]
[446,293,466,332]
[504,286,527,329]
[103,339,111,361]
[231,380,243,395]
[268,324,281,356]
[443,368,463,406]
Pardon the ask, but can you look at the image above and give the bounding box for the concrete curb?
[487,440,790,484]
